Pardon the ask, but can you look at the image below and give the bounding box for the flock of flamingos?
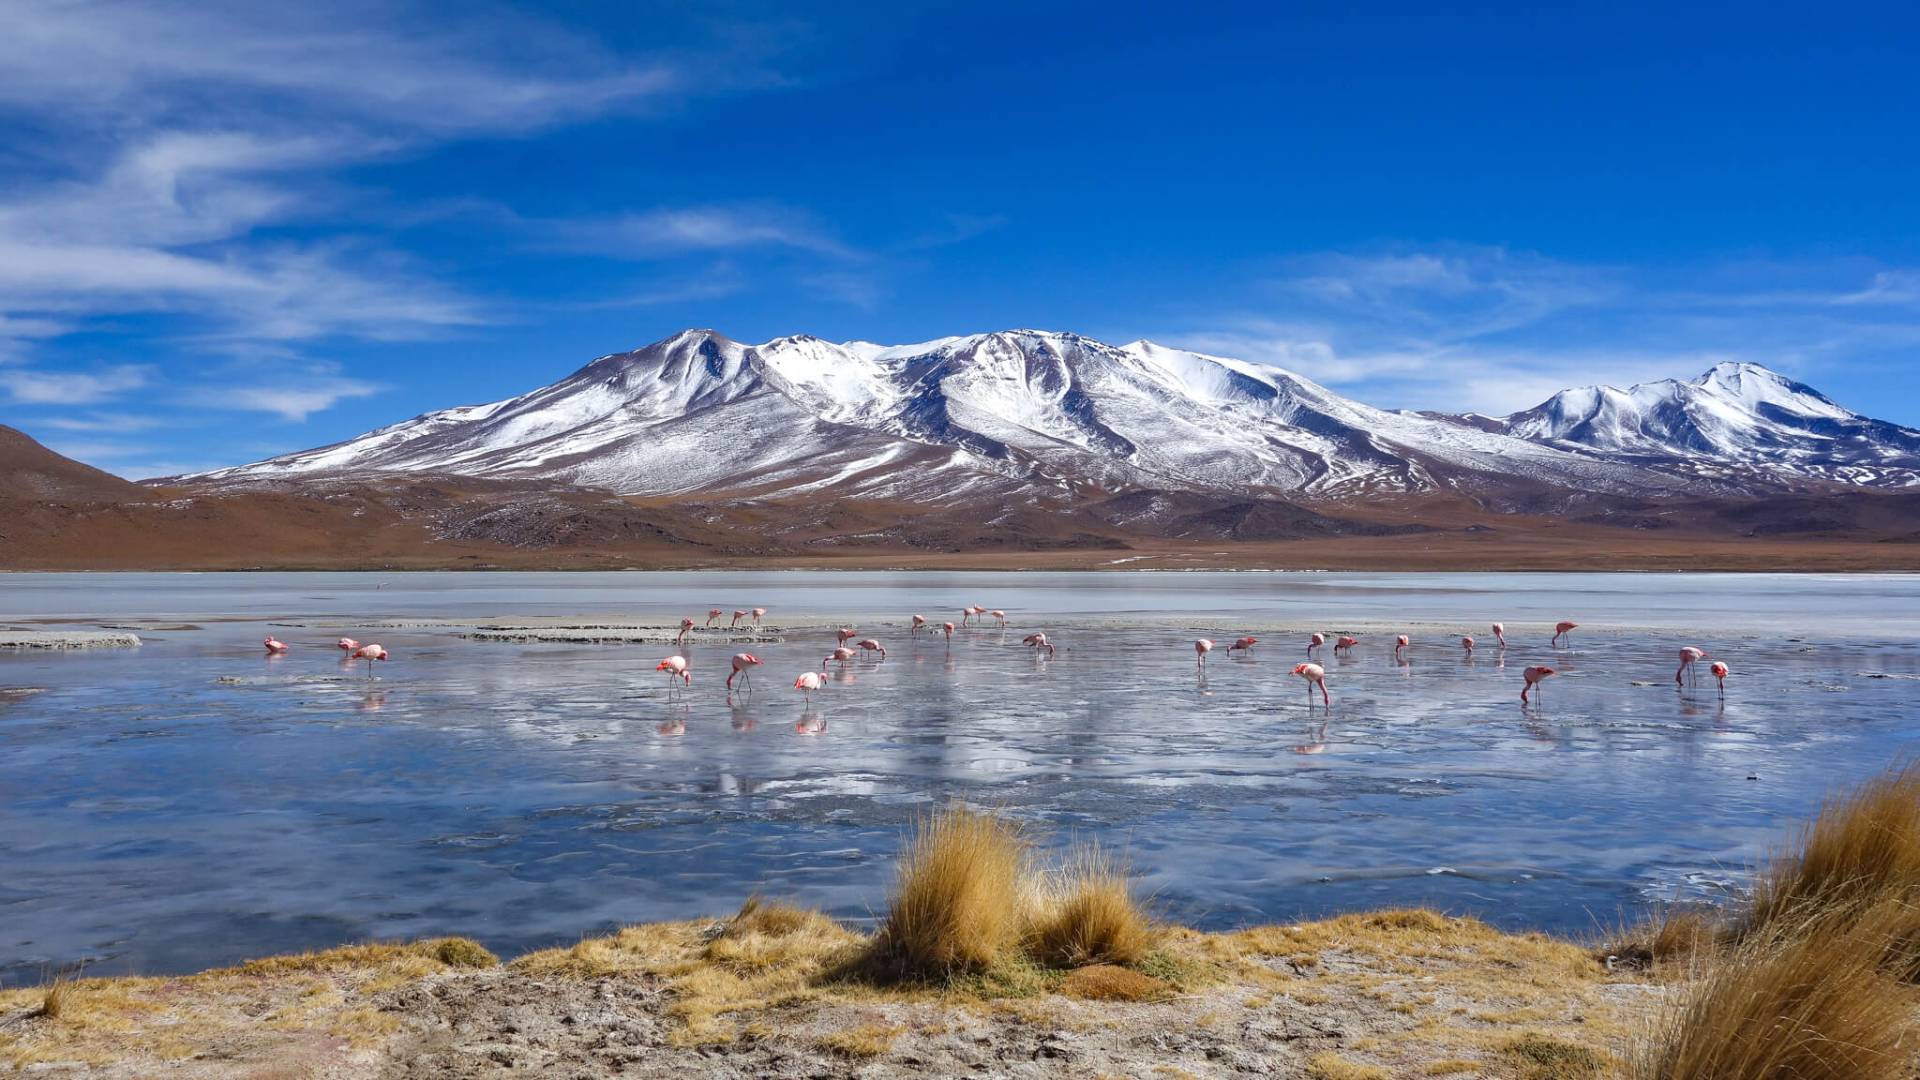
[257,605,1734,709]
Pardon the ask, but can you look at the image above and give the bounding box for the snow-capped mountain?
[184,331,1920,500]
[1500,362,1920,487]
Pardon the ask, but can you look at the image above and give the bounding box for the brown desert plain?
[3,424,1919,572]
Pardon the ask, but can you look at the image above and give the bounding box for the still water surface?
[3,571,1919,984]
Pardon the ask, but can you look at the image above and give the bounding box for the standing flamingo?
[1334,635,1359,655]
[337,637,360,653]
[836,627,858,646]
[726,653,761,690]
[351,642,388,676]
[676,618,694,645]
[1308,632,1325,654]
[751,608,767,627]
[823,646,856,669]
[942,621,955,642]
[1492,622,1507,649]
[655,655,690,695]
[1461,635,1475,655]
[989,609,1006,628]
[857,638,887,659]
[264,636,289,654]
[1710,661,1729,697]
[910,614,927,634]
[1227,636,1258,653]
[794,671,827,700]
[1394,634,1409,659]
[1552,621,1578,647]
[1676,646,1708,685]
[1292,662,1329,706]
[1023,633,1056,658]
[1521,665,1556,703]
[730,609,749,627]
[1194,639,1215,668]
[705,608,723,627]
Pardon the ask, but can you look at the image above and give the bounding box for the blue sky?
[1,1,1917,477]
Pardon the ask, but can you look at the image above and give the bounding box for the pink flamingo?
[726,653,761,690]
[961,606,982,626]
[794,671,826,700]
[1194,638,1215,668]
[1227,636,1258,653]
[751,608,767,626]
[1521,665,1556,703]
[1461,635,1475,655]
[823,646,855,669]
[1552,621,1578,647]
[337,637,360,653]
[910,614,927,634]
[1710,661,1729,697]
[1292,662,1329,706]
[655,655,690,695]
[857,638,887,659]
[1394,634,1409,659]
[705,608,723,627]
[1022,632,1056,658]
[1308,632,1325,654]
[730,609,749,627]
[676,617,694,645]
[263,636,289,654]
[835,627,858,646]
[1676,646,1708,685]
[989,609,1006,628]
[1334,635,1359,655]
[942,621,955,642]
[1492,622,1507,649]
[350,642,388,675]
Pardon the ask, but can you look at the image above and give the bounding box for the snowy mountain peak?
[185,331,1920,497]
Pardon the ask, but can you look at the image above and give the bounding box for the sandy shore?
[0,909,1666,1078]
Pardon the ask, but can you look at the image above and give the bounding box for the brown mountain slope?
[0,425,146,502]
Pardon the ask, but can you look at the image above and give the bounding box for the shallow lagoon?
[3,571,1919,984]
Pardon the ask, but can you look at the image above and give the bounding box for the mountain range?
[187,329,1920,501]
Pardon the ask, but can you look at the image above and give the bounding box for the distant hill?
[0,425,146,502]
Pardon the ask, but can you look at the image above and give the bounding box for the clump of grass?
[1305,1052,1392,1080]
[1601,906,1719,972]
[223,937,496,977]
[1028,847,1157,968]
[814,1021,904,1059]
[1058,963,1172,1002]
[1500,1031,1606,1079]
[35,976,70,1020]
[431,938,499,968]
[1639,919,1911,1080]
[868,806,1032,981]
[1744,761,1920,943]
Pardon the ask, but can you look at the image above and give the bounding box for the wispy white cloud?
[35,411,171,433]
[1153,248,1920,416]
[555,205,859,260]
[0,364,153,405]
[186,363,385,422]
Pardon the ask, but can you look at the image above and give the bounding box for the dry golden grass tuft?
[34,976,70,1019]
[1059,963,1174,1002]
[869,806,1033,981]
[220,937,496,977]
[1640,918,1912,1080]
[1029,847,1158,968]
[1745,760,1920,941]
[1499,1030,1608,1079]
[1305,1051,1392,1080]
[1601,906,1719,973]
[814,1021,905,1059]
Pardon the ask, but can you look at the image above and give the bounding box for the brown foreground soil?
[0,910,1666,1078]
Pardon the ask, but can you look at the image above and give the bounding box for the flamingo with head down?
[676,618,694,645]
[264,636,289,654]
[705,608,723,627]
[942,621,956,642]
[835,627,859,646]
[910,614,927,634]
[823,647,855,669]
[857,638,887,659]
[1521,665,1556,703]
[1292,662,1329,706]
[1194,639,1215,668]
[337,637,360,653]
[1308,632,1325,654]
[989,609,1006,628]
[751,608,767,627]
[726,653,761,690]
[1552,621,1578,647]
[1461,635,1475,655]
[730,609,749,627]
[1227,636,1258,654]
[1394,634,1409,659]
[1676,646,1708,685]
[1492,622,1507,649]
[794,671,827,700]
[1023,632,1056,658]
[1334,635,1359,655]
[655,655,689,695]
[1710,661,1729,697]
